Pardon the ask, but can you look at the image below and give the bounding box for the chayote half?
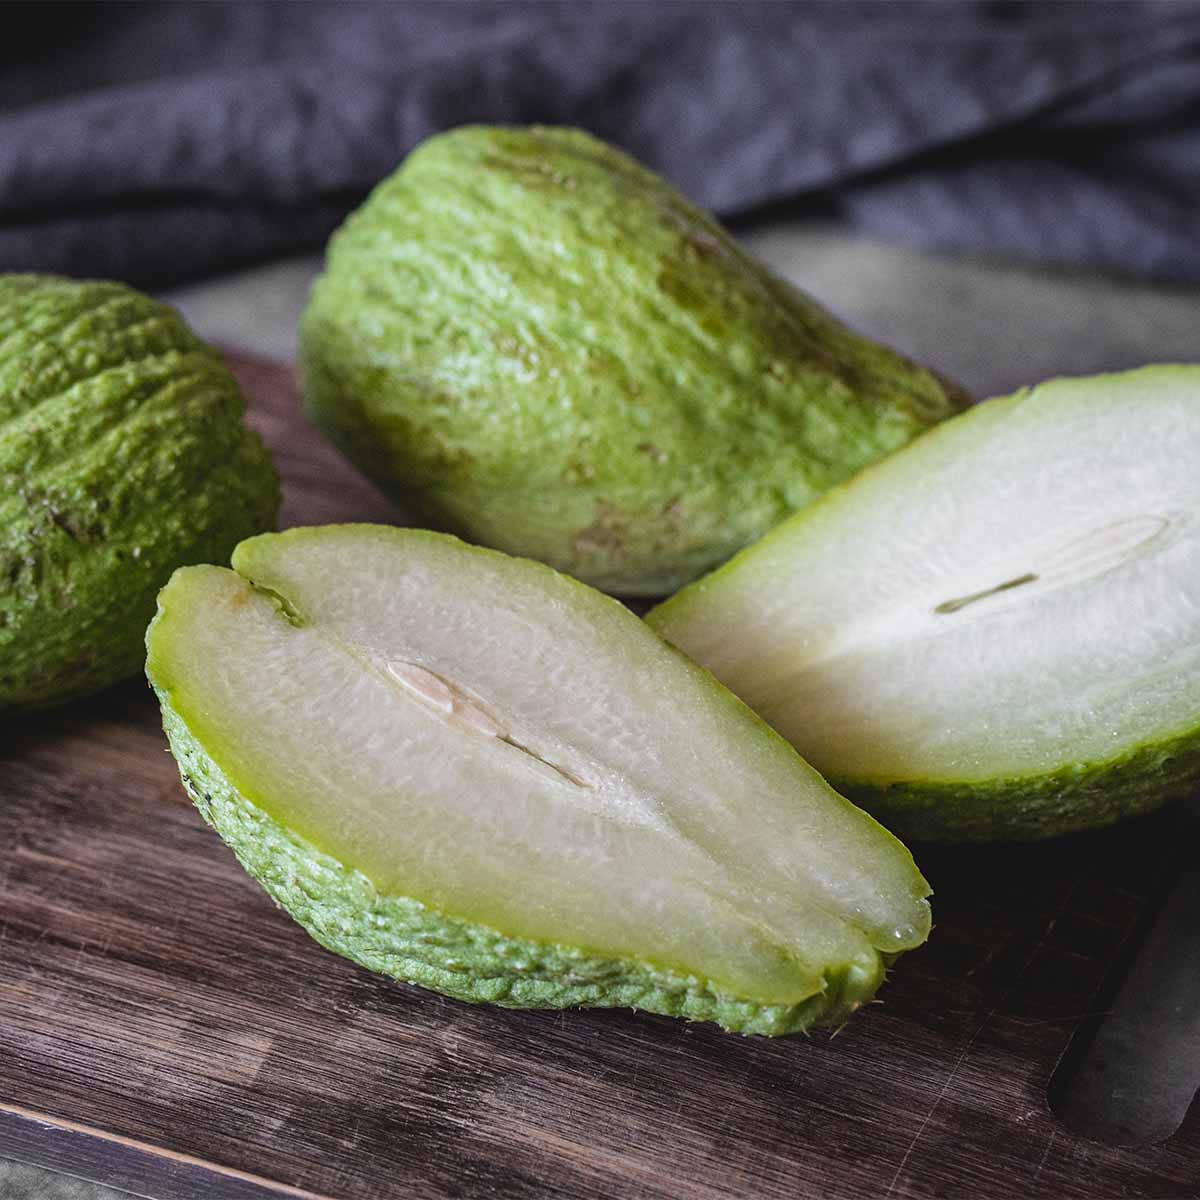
[649,367,1200,842]
[146,525,930,1034]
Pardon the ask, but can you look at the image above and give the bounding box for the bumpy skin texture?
[0,275,279,709]
[158,696,887,1036]
[844,725,1200,844]
[300,125,967,596]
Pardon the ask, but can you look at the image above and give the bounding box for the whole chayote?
[301,125,967,595]
[0,275,279,710]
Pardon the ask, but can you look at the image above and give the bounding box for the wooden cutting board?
[2,355,1198,1200]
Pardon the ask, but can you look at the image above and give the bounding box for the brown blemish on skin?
[481,152,578,192]
[572,501,628,559]
[561,459,597,485]
[656,259,725,338]
[684,228,723,259]
[48,509,103,543]
[491,334,539,371]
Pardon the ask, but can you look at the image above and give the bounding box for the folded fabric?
[2,0,1199,287]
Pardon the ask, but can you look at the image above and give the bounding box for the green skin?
[158,696,888,1036]
[300,125,966,596]
[0,275,279,709]
[839,727,1200,844]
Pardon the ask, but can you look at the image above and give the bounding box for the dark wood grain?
[2,356,1198,1200]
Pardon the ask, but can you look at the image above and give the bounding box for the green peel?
[300,125,965,595]
[162,699,885,1036]
[0,273,279,709]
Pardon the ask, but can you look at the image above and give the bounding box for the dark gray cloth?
[3,1,1200,288]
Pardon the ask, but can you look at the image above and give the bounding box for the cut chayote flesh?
[300,125,966,596]
[0,274,279,709]
[649,367,1200,842]
[146,525,930,1035]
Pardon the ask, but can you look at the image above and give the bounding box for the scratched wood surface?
[2,355,1198,1200]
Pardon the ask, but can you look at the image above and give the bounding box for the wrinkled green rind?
[0,274,279,709]
[156,693,890,1037]
[839,723,1200,843]
[300,124,966,595]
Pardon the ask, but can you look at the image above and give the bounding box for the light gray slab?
[164,258,322,366]
[0,1158,133,1199]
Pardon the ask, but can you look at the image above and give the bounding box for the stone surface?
[0,1160,127,1199]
